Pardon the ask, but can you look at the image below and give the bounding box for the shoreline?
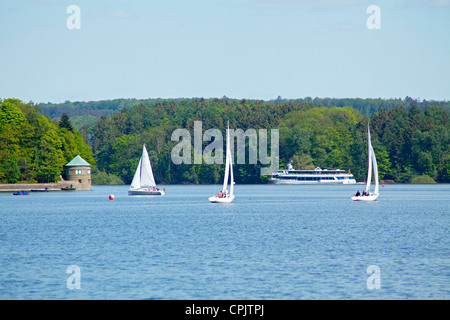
[0,181,89,192]
[1,181,444,192]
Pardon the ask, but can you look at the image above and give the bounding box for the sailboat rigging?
[209,122,235,203]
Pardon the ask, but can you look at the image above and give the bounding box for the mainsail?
[365,124,379,196]
[351,123,379,201]
[130,145,156,189]
[222,122,234,197]
[371,143,379,195]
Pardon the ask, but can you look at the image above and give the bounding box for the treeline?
[273,96,450,115]
[86,98,449,184]
[39,96,450,128]
[0,99,95,183]
[2,98,448,185]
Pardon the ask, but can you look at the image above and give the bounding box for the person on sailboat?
[355,190,360,197]
[218,191,223,198]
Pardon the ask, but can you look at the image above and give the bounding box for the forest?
[1,97,449,185]
[0,99,94,183]
[39,96,450,119]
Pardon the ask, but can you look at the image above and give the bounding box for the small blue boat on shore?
[13,191,29,195]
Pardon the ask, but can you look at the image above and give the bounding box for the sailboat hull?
[209,195,235,203]
[351,194,379,201]
[128,188,165,196]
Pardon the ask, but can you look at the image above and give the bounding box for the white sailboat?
[352,123,379,201]
[209,122,235,203]
[128,144,165,196]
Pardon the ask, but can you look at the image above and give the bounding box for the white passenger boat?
[271,164,356,185]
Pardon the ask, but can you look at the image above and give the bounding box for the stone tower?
[64,155,92,190]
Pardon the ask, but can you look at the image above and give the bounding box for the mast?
[365,123,372,194]
[222,122,230,194]
[228,122,234,196]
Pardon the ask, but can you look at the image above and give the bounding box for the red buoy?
[109,194,115,200]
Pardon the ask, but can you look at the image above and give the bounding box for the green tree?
[59,112,73,132]
[290,154,315,170]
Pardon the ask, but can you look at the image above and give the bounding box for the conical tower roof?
[65,155,91,167]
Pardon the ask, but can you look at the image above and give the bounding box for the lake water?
[0,183,449,300]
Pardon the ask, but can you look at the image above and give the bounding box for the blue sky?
[0,0,449,103]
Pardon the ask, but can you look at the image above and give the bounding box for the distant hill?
[39,96,450,129]
[38,98,206,129]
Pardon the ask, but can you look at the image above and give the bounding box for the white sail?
[221,122,234,196]
[129,145,156,190]
[366,124,379,195]
[229,139,234,196]
[130,158,142,189]
[365,125,373,194]
[352,123,379,201]
[140,145,156,187]
[129,144,164,196]
[371,143,379,195]
[222,124,230,194]
[227,123,234,196]
[209,122,235,203]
